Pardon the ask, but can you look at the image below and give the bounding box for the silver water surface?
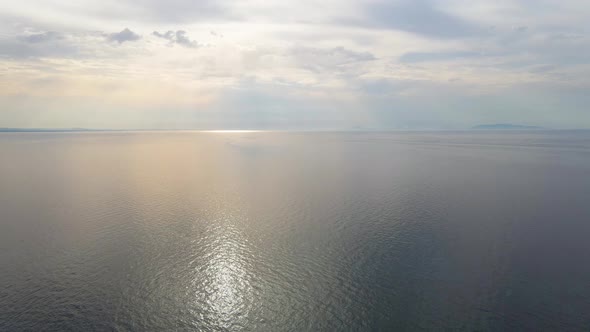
[1,131,590,331]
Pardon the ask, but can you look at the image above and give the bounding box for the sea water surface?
[1,131,590,331]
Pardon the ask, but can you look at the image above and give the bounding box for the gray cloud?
[0,28,145,59]
[397,23,590,80]
[355,78,417,97]
[18,31,62,43]
[153,30,199,48]
[1,33,75,59]
[353,0,486,38]
[108,28,141,44]
[2,31,66,58]
[527,64,557,73]
[486,28,590,70]
[291,46,376,73]
[399,51,484,63]
[0,40,43,59]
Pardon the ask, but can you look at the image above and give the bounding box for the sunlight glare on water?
[202,210,253,330]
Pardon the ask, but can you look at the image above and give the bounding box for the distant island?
[472,124,544,130]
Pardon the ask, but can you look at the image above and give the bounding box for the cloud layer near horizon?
[0,0,589,129]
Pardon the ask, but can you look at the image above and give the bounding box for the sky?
[0,0,589,130]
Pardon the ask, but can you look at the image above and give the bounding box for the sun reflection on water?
[200,211,253,330]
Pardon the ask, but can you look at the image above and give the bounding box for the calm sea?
[1,131,590,331]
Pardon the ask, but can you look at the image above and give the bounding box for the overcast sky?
[1,0,589,129]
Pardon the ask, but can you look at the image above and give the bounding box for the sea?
[1,130,590,331]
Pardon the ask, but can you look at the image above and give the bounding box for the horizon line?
[1,127,587,133]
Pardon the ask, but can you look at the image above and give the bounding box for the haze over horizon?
[1,0,589,130]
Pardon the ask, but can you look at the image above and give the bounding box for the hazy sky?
[1,0,589,129]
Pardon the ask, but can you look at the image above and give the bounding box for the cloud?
[1,31,66,59]
[131,0,232,23]
[107,28,141,44]
[355,78,416,97]
[0,32,77,59]
[353,0,487,38]
[399,51,483,63]
[2,0,590,129]
[200,77,373,130]
[210,30,223,38]
[290,46,376,73]
[0,28,148,60]
[153,30,199,48]
[18,31,62,43]
[527,64,557,73]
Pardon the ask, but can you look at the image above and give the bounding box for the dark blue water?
[1,131,590,331]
